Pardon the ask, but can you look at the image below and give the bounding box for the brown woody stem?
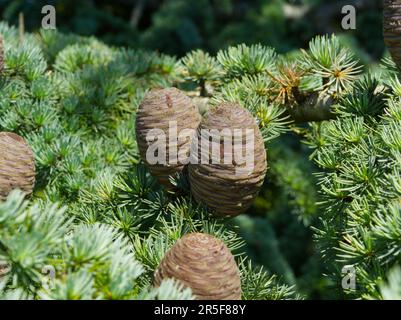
[286,92,336,123]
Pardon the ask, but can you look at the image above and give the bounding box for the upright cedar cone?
[0,132,36,201]
[154,233,241,300]
[384,0,401,69]
[188,103,267,217]
[135,88,201,187]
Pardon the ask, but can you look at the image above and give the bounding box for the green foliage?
[0,4,398,299]
[301,35,362,94]
[303,56,401,299]
[0,0,386,60]
[0,22,294,300]
[0,190,70,294]
[181,49,222,82]
[239,259,299,300]
[376,267,401,300]
[217,44,277,78]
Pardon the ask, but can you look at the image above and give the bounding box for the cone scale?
[0,132,36,201]
[384,0,401,69]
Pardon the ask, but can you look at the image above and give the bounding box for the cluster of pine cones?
[139,0,401,296]
[136,87,267,217]
[0,88,264,300]
[136,87,268,300]
[3,0,401,300]
[0,37,263,298]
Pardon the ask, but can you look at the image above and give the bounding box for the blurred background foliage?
[0,0,385,299]
[0,0,384,59]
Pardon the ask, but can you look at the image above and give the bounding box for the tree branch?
[130,0,146,28]
[286,92,336,123]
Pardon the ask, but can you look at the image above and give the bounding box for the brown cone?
[135,88,201,187]
[0,132,36,201]
[188,103,267,217]
[154,233,241,300]
[384,0,401,69]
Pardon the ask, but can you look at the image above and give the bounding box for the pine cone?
[0,132,36,201]
[188,103,267,217]
[154,233,241,300]
[384,0,401,69]
[135,88,201,187]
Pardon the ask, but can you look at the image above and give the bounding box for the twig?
[18,12,25,42]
